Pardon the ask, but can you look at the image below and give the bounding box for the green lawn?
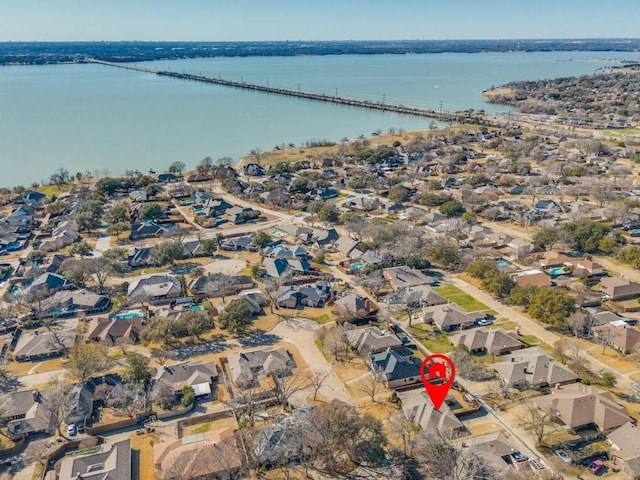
[421,337,454,353]
[435,285,490,312]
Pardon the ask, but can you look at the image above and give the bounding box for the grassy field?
[435,285,490,312]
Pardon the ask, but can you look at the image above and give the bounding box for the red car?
[587,460,604,474]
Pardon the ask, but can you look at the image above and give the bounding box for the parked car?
[588,460,604,474]
[528,458,544,471]
[67,424,77,437]
[511,451,526,462]
[554,449,572,464]
[476,318,493,327]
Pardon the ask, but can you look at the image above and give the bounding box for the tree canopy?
[218,299,254,335]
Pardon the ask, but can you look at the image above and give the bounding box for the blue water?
[1,51,637,187]
[496,259,510,267]
[549,267,569,276]
[113,310,145,319]
[271,230,284,237]
[351,263,364,270]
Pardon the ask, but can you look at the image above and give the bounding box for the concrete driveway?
[270,317,356,406]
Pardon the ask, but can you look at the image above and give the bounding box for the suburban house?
[243,163,266,177]
[607,422,640,478]
[65,374,122,427]
[129,221,166,241]
[154,428,242,480]
[592,322,640,354]
[600,277,640,301]
[535,383,632,433]
[312,228,339,247]
[422,304,485,332]
[87,316,143,346]
[538,251,573,269]
[369,349,422,390]
[343,197,381,212]
[39,289,111,318]
[188,274,254,298]
[153,361,218,400]
[253,407,316,466]
[573,259,604,277]
[334,236,361,257]
[128,275,183,304]
[276,281,332,309]
[450,328,522,355]
[333,294,377,320]
[534,199,561,213]
[226,348,295,388]
[220,234,255,251]
[13,328,77,361]
[59,439,132,480]
[506,238,535,259]
[398,389,465,437]
[39,220,79,252]
[512,270,552,288]
[465,432,529,476]
[345,326,403,354]
[4,389,56,438]
[382,266,434,290]
[27,272,70,294]
[493,347,578,390]
[262,257,310,278]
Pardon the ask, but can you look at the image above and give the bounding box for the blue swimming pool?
[496,259,510,267]
[549,267,569,276]
[351,263,364,271]
[113,310,145,320]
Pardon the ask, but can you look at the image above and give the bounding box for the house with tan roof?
[465,432,529,476]
[422,303,485,332]
[592,322,640,354]
[153,361,218,400]
[573,259,604,277]
[492,347,578,390]
[450,328,522,355]
[87,316,143,347]
[601,277,640,301]
[13,328,76,362]
[345,326,402,354]
[607,422,640,478]
[398,389,465,437]
[382,266,434,291]
[535,383,632,433]
[154,428,242,480]
[512,269,552,288]
[538,251,573,268]
[226,348,294,389]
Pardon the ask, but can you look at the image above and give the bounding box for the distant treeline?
[1,38,640,65]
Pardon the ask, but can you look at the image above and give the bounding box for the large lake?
[1,51,638,187]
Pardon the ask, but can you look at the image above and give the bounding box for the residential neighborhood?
[2,118,640,480]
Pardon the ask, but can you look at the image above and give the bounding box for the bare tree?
[360,368,386,403]
[417,433,497,480]
[594,326,617,355]
[109,383,149,418]
[518,404,558,447]
[266,369,310,407]
[359,271,385,302]
[308,369,332,401]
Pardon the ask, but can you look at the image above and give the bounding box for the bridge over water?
[88,59,505,128]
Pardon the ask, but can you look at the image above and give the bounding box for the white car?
[67,424,77,436]
[554,449,572,464]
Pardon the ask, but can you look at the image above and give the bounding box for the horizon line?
[2,37,640,43]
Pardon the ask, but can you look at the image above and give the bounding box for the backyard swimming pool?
[113,310,145,320]
[549,267,570,276]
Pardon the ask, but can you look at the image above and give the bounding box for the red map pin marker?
[420,354,456,410]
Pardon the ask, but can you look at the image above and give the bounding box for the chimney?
[32,390,39,402]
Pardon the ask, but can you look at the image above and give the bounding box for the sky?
[1,0,639,42]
